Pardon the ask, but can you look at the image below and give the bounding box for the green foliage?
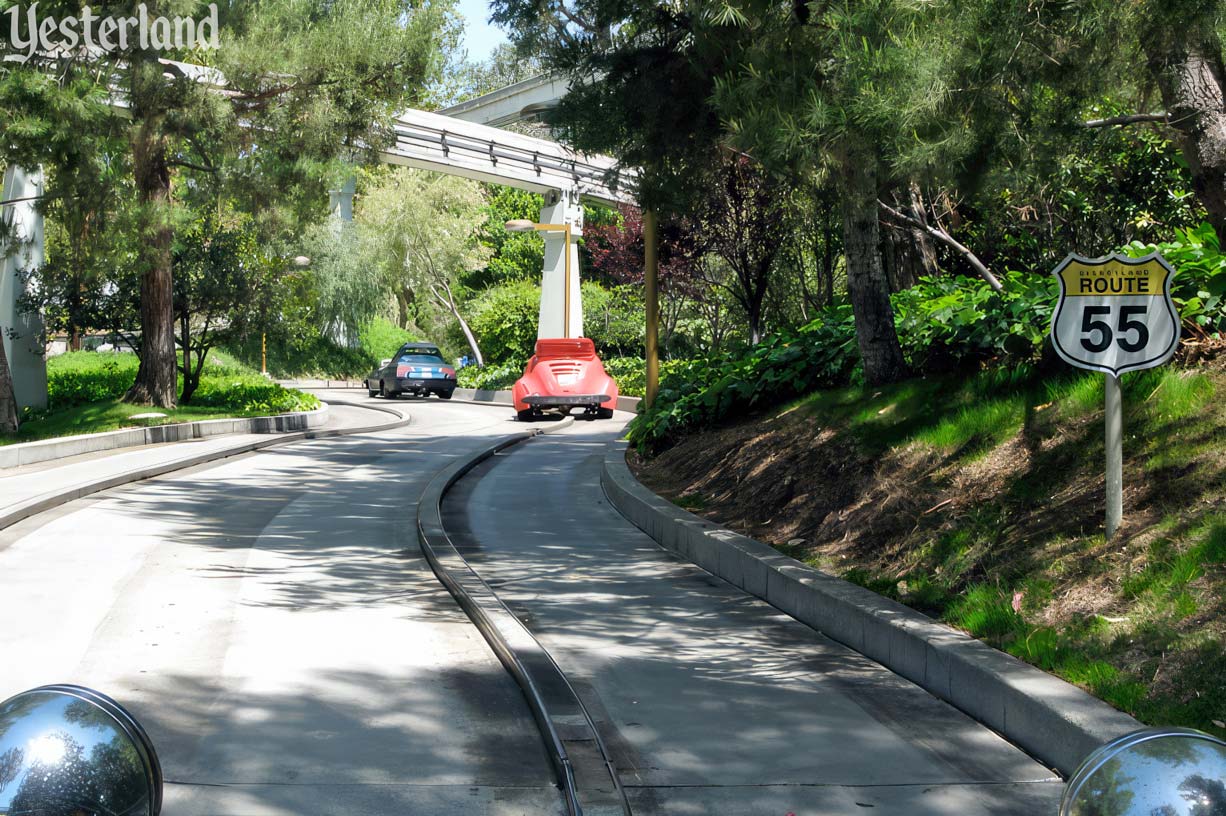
[457,361,523,391]
[1123,223,1226,334]
[357,319,421,364]
[581,283,646,358]
[629,310,860,451]
[467,186,546,289]
[44,352,317,415]
[600,358,650,398]
[464,281,541,364]
[46,353,141,409]
[632,224,1226,452]
[188,377,319,414]
[892,272,1057,369]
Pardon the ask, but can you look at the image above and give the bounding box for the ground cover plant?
[9,352,319,444]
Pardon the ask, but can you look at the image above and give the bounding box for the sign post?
[1050,253,1180,538]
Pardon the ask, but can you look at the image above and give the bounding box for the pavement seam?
[0,399,412,533]
[416,416,633,816]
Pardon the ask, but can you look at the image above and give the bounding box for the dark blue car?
[366,343,457,399]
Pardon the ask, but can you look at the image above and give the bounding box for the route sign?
[1050,252,1180,376]
[1049,251,1182,540]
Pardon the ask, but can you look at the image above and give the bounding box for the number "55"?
[1081,305,1149,353]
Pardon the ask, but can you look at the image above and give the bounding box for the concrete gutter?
[416,417,631,816]
[600,440,1140,778]
[0,403,330,470]
[0,400,408,533]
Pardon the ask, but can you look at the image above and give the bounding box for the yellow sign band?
[1059,260,1169,298]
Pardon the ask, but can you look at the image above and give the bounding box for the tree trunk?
[0,336,19,433]
[396,289,411,329]
[880,183,938,292]
[124,117,177,408]
[840,149,908,385]
[454,309,484,368]
[432,282,484,367]
[1145,30,1226,240]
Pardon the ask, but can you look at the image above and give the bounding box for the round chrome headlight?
[0,684,162,816]
[1061,726,1226,816]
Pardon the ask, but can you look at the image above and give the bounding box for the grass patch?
[6,401,252,444]
[8,351,319,445]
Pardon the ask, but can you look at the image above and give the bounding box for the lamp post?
[505,219,573,338]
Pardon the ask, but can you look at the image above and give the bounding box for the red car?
[513,338,618,421]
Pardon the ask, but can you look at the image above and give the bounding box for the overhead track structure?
[1,64,635,408]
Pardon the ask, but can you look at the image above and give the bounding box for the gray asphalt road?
[442,420,1067,816]
[0,397,564,816]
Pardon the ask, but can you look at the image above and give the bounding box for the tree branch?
[878,200,1002,292]
[168,159,218,174]
[1082,112,1168,128]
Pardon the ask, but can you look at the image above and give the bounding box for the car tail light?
[442,367,455,377]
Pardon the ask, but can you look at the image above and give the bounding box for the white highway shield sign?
[1050,252,1181,376]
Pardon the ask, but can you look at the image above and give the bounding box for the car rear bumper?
[397,378,456,391]
[524,394,610,407]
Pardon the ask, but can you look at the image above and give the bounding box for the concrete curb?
[599,440,1140,778]
[0,403,330,470]
[0,399,409,533]
[416,417,630,816]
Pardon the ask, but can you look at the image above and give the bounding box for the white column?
[1,165,48,410]
[329,176,356,221]
[537,188,584,340]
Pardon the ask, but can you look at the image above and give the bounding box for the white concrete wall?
[1,165,48,410]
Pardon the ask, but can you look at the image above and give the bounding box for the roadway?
[0,395,1067,815]
[441,420,1066,815]
[0,397,566,816]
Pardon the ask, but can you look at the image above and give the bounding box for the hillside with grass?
[632,361,1226,736]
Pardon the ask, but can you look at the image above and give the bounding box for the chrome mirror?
[1061,727,1226,816]
[0,684,162,816]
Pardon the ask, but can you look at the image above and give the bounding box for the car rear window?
[397,353,446,365]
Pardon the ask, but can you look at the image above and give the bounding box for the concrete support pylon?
[329,176,356,221]
[537,189,583,340]
[1,165,48,410]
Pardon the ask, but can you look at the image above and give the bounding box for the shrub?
[190,376,319,413]
[47,352,139,408]
[582,283,645,358]
[457,361,523,390]
[628,309,859,451]
[629,223,1226,453]
[466,281,541,364]
[45,351,319,414]
[1124,222,1226,335]
[358,319,421,364]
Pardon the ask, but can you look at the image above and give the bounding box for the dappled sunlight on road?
[442,423,1064,815]
[0,403,565,816]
